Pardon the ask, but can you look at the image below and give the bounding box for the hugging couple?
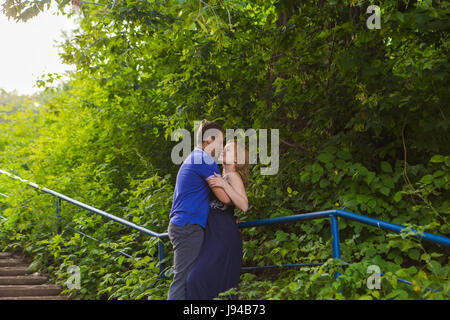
[167,120,250,300]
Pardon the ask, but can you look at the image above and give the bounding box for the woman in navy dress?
[186,140,250,300]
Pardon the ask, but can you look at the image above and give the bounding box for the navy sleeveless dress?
[186,192,243,300]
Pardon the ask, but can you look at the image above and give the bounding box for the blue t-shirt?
[169,147,221,228]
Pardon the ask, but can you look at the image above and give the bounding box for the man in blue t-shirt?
[167,120,231,300]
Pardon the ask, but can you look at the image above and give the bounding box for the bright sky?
[0,2,79,96]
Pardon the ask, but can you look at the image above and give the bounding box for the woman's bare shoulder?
[223,171,239,179]
[224,171,244,186]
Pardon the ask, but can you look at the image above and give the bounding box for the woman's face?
[220,142,236,165]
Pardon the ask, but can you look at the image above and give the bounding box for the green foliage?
[1,0,449,299]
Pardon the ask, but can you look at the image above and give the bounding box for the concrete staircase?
[0,252,67,300]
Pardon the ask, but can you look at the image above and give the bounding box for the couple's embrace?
[167,120,250,300]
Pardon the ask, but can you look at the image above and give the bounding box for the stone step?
[0,252,13,259]
[0,259,25,267]
[0,284,62,297]
[0,267,30,276]
[0,251,68,300]
[0,275,48,285]
[0,295,68,300]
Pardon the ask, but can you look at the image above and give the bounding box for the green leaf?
[288,281,301,292]
[395,270,409,279]
[319,179,330,188]
[430,252,443,258]
[445,157,450,167]
[364,172,376,185]
[187,22,197,30]
[312,173,321,183]
[432,170,445,178]
[393,191,402,202]
[337,151,352,160]
[408,249,420,260]
[430,155,445,163]
[335,159,346,169]
[380,161,393,173]
[420,175,433,185]
[196,19,208,33]
[384,289,406,300]
[420,253,430,261]
[380,187,390,196]
[323,146,337,154]
[300,171,310,182]
[317,152,333,163]
[312,163,324,175]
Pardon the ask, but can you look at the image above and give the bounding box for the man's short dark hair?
[196,120,225,145]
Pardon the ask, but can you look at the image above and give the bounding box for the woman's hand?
[207,172,228,189]
[235,217,245,233]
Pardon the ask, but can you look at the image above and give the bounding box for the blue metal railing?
[238,208,449,295]
[1,169,449,296]
[0,169,169,277]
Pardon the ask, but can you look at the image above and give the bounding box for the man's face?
[204,131,224,159]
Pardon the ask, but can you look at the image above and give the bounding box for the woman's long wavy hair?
[223,140,250,189]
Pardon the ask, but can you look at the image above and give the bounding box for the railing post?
[56,197,62,235]
[158,239,165,280]
[330,215,341,280]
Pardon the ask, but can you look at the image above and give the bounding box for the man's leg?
[168,222,204,300]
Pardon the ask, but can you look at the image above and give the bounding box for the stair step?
[0,252,13,259]
[0,251,68,300]
[0,284,62,297]
[0,275,48,285]
[0,259,25,267]
[0,267,30,276]
[0,295,68,300]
